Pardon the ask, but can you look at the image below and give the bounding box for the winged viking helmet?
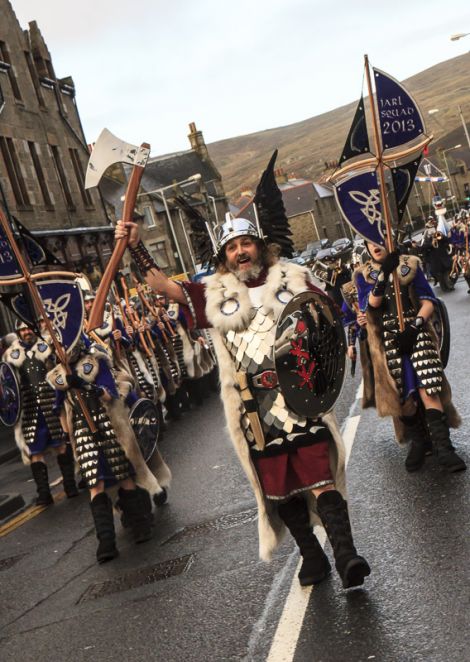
[175,150,294,265]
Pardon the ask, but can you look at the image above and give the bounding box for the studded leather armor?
[5,339,62,445]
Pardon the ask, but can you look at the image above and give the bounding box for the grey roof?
[143,150,221,196]
[236,180,333,220]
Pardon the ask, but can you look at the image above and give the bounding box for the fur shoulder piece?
[74,354,100,384]
[46,364,68,391]
[93,314,113,339]
[397,255,421,286]
[203,262,312,333]
[262,262,312,319]
[3,337,52,367]
[203,271,253,333]
[354,261,377,286]
[3,339,26,367]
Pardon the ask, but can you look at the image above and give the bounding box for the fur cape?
[354,256,460,443]
[203,262,347,561]
[47,353,171,500]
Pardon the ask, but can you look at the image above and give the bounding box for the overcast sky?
[11,0,470,156]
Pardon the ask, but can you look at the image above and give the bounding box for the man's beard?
[228,259,263,282]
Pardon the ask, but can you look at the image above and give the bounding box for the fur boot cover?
[204,262,347,561]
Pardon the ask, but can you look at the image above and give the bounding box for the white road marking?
[265,381,364,662]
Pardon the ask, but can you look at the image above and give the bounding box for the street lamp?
[441,144,462,213]
[207,195,220,224]
[137,174,202,274]
[428,107,470,149]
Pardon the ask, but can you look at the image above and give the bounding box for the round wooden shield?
[0,361,21,427]
[128,398,161,463]
[274,290,346,418]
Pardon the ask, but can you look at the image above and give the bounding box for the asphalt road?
[0,280,468,662]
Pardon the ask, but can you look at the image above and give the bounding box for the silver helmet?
[214,213,261,254]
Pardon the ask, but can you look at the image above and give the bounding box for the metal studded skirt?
[383,315,443,399]
[72,405,132,488]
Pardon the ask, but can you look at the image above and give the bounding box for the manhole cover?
[78,554,193,603]
[0,553,27,571]
[163,507,258,545]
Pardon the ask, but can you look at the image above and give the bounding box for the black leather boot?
[401,412,428,472]
[424,409,466,473]
[316,490,370,589]
[57,452,79,498]
[278,497,331,586]
[90,492,118,563]
[117,487,153,543]
[30,461,54,506]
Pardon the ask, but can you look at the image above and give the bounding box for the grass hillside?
[208,52,470,199]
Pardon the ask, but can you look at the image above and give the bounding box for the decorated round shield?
[430,298,450,368]
[274,290,346,418]
[129,398,161,463]
[0,361,21,427]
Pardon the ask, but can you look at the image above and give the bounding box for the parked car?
[331,237,353,257]
[288,255,306,266]
[300,239,330,265]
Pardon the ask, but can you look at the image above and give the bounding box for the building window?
[24,51,45,107]
[28,142,53,208]
[322,226,329,240]
[50,145,75,210]
[69,148,94,207]
[150,241,169,269]
[0,41,22,102]
[0,136,31,208]
[143,205,156,228]
[315,199,322,216]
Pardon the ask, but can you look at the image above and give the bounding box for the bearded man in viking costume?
[355,241,466,473]
[3,321,78,505]
[114,152,370,590]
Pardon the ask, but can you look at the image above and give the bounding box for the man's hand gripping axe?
[85,128,150,331]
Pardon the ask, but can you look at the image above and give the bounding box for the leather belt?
[251,370,279,389]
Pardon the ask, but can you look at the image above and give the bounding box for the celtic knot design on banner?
[348,188,384,238]
[42,293,71,342]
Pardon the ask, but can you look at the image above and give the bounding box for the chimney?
[274,167,288,185]
[188,122,209,161]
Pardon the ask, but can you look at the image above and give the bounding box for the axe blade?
[85,128,150,189]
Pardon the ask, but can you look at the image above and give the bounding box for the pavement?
[0,279,468,661]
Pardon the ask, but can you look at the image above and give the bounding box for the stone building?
[100,123,227,277]
[0,0,112,333]
[233,168,351,252]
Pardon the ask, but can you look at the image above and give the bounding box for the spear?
[364,54,405,331]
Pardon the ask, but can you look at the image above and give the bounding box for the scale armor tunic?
[224,305,310,445]
[4,339,63,451]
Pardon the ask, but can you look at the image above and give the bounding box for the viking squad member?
[355,242,466,473]
[47,336,171,563]
[3,321,78,504]
[114,188,370,588]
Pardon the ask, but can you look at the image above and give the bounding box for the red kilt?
[253,439,333,500]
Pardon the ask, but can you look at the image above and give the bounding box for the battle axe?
[85,128,150,330]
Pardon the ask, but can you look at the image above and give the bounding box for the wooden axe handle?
[87,144,150,331]
[235,371,265,451]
